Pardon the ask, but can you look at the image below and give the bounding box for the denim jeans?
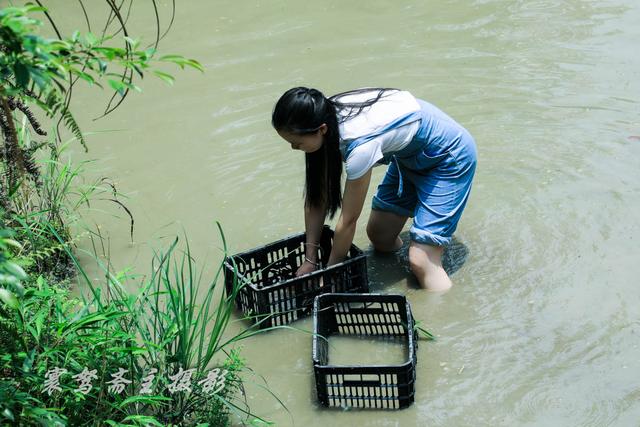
[371,100,477,246]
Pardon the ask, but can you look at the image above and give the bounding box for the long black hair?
[272,87,398,219]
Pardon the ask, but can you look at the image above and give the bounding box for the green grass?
[0,222,282,426]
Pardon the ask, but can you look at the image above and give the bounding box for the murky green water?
[328,335,409,366]
[44,0,640,425]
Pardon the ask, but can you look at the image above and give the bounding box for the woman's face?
[278,124,327,153]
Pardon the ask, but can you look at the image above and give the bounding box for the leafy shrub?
[0,227,270,426]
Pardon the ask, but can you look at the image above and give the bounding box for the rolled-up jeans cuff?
[372,196,414,218]
[410,227,451,246]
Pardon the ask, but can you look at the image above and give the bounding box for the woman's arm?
[296,202,327,276]
[327,169,372,266]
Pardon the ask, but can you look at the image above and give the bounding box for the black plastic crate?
[312,293,418,409]
[223,226,368,329]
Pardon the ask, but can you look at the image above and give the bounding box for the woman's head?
[272,87,342,218]
[276,126,326,154]
[272,87,334,135]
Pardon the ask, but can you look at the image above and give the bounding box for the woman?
[271,87,477,291]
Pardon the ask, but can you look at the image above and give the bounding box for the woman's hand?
[296,259,318,277]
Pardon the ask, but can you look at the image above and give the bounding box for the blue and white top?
[337,90,422,180]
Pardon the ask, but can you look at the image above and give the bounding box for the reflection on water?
[367,233,470,291]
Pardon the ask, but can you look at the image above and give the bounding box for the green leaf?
[0,274,17,285]
[144,47,157,59]
[124,82,142,93]
[0,288,19,309]
[153,70,175,86]
[158,54,184,61]
[59,312,112,334]
[49,39,72,50]
[94,47,116,61]
[96,59,107,73]
[108,79,126,96]
[121,415,164,426]
[158,54,187,69]
[123,36,139,49]
[4,262,27,280]
[21,349,36,374]
[11,282,25,298]
[118,395,171,408]
[85,32,99,47]
[13,62,30,88]
[35,311,46,339]
[3,239,22,250]
[2,408,15,422]
[250,418,275,427]
[24,5,48,13]
[159,55,204,72]
[415,325,436,341]
[74,70,96,85]
[185,59,205,72]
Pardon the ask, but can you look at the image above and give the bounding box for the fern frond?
[60,107,86,152]
[34,90,87,151]
[8,96,47,136]
[22,145,41,185]
[23,230,89,262]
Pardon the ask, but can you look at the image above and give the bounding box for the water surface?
[45,0,640,425]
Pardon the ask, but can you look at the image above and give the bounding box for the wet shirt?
[337,90,421,180]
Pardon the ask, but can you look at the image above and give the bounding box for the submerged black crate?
[312,293,418,410]
[223,226,368,329]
